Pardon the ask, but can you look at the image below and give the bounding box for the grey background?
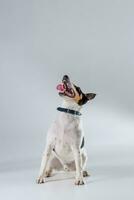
[0,0,134,200]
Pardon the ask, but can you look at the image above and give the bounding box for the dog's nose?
[63,75,69,81]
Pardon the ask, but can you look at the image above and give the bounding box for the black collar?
[57,107,82,116]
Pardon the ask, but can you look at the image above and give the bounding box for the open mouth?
[56,76,75,98]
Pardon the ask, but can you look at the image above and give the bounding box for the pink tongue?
[56,84,65,92]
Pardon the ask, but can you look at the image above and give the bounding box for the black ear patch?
[85,93,96,100]
[74,85,88,105]
[74,85,96,105]
[78,93,96,105]
[78,94,88,105]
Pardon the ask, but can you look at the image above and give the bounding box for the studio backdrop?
[0,1,134,199]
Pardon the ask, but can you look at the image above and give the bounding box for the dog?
[37,75,96,185]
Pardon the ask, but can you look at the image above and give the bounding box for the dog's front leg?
[73,147,84,185]
[37,145,52,184]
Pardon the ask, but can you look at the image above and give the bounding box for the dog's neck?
[57,100,82,124]
[61,100,81,112]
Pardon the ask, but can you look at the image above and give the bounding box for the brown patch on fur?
[72,85,83,103]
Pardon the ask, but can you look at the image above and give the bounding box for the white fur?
[37,99,88,185]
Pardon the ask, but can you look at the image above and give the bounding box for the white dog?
[37,75,96,185]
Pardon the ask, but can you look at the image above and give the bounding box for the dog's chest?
[52,114,83,160]
[54,124,75,154]
[54,134,74,161]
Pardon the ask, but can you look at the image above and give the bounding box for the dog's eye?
[74,85,82,95]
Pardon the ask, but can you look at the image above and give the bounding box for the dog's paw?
[83,170,90,177]
[45,170,52,177]
[75,178,85,185]
[36,176,45,184]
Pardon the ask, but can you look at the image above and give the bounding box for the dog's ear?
[85,93,96,100]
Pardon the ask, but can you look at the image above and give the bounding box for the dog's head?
[56,75,96,106]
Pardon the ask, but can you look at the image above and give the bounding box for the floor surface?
[0,148,134,200]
